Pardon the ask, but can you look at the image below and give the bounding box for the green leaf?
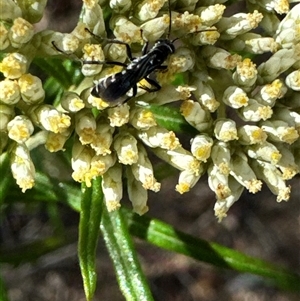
[0,153,13,206]
[33,57,76,89]
[101,206,154,301]
[125,210,300,292]
[0,270,10,301]
[147,104,197,134]
[78,177,104,301]
[0,235,76,265]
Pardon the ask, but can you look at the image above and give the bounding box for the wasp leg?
[85,28,134,61]
[139,29,149,55]
[156,65,168,70]
[142,41,149,55]
[82,60,127,67]
[106,40,134,61]
[139,77,161,92]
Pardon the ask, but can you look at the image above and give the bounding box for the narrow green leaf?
[101,207,154,301]
[0,234,76,265]
[0,153,13,205]
[78,177,103,301]
[125,210,300,292]
[0,271,10,301]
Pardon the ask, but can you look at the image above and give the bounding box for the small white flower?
[138,126,181,150]
[102,163,123,212]
[45,129,72,152]
[211,141,231,175]
[82,0,105,36]
[254,79,287,107]
[113,132,139,165]
[217,10,263,39]
[246,141,282,165]
[140,14,170,41]
[29,105,71,133]
[0,22,10,50]
[107,104,130,127]
[261,120,299,144]
[243,34,279,54]
[89,153,116,179]
[214,119,238,142]
[130,108,157,130]
[0,79,20,105]
[153,146,202,175]
[222,86,249,109]
[192,78,219,112]
[8,17,34,48]
[61,92,85,112]
[81,44,105,77]
[230,151,262,193]
[0,104,15,131]
[285,70,300,91]
[233,58,257,87]
[0,0,22,21]
[131,144,161,192]
[113,16,143,44]
[7,115,34,143]
[136,0,165,21]
[71,141,93,184]
[0,53,27,79]
[251,159,291,202]
[257,48,298,82]
[126,167,149,215]
[180,99,212,132]
[208,164,231,200]
[195,4,225,27]
[110,0,132,14]
[11,143,35,192]
[201,46,242,70]
[275,3,300,48]
[190,134,213,162]
[214,177,244,222]
[18,73,45,104]
[238,98,273,122]
[237,125,267,145]
[275,143,299,180]
[175,169,201,194]
[90,119,114,156]
[75,109,97,145]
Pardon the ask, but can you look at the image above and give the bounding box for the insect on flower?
[53,0,213,107]
[84,0,176,107]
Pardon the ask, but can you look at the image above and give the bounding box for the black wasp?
[85,0,176,106]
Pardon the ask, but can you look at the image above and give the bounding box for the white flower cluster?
[0,0,299,220]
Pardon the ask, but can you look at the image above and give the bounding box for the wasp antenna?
[52,41,82,64]
[85,28,103,42]
[167,0,172,40]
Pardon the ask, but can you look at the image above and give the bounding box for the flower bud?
[131,144,161,192]
[190,134,213,162]
[7,115,34,143]
[102,163,123,211]
[214,119,238,142]
[0,79,20,105]
[0,104,15,131]
[9,17,34,48]
[113,132,139,165]
[18,73,45,104]
[0,53,27,79]
[126,167,149,215]
[11,143,35,192]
